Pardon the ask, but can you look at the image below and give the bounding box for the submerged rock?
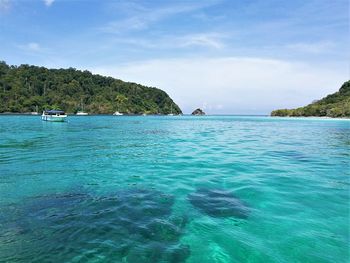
[4,188,190,263]
[191,108,205,115]
[188,188,250,219]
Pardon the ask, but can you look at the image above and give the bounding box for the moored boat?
[113,111,123,116]
[76,111,88,115]
[168,104,174,116]
[76,100,88,115]
[41,110,67,122]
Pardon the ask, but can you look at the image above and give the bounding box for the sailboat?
[76,100,88,115]
[31,105,39,115]
[168,104,174,116]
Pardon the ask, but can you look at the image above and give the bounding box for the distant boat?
[76,100,88,115]
[41,110,67,122]
[31,105,39,115]
[168,104,174,116]
[113,111,123,116]
[76,111,88,116]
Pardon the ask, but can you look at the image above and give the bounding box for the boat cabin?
[44,110,66,116]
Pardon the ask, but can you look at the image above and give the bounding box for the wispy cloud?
[43,0,54,7]
[100,1,219,33]
[179,33,226,49]
[102,17,148,32]
[108,32,228,50]
[18,42,43,52]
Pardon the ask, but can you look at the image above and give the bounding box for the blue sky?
[0,0,348,114]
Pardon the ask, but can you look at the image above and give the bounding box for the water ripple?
[0,116,349,262]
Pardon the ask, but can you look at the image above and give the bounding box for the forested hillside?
[271,81,350,117]
[0,61,182,114]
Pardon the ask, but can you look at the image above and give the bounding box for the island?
[0,61,182,115]
[191,108,205,115]
[271,80,350,118]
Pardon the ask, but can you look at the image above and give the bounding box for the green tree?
[271,81,350,118]
[0,61,182,115]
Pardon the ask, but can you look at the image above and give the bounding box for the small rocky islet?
[191,108,206,115]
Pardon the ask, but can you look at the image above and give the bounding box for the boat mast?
[80,98,85,112]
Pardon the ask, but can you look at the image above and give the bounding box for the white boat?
[168,104,174,116]
[76,111,88,115]
[76,100,88,115]
[113,111,123,116]
[41,110,67,122]
[31,106,39,115]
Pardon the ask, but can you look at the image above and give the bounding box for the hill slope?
[0,61,182,114]
[271,81,350,118]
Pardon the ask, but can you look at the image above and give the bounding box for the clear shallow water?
[0,115,349,263]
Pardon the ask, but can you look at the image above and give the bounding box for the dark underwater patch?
[266,150,310,162]
[188,188,250,219]
[1,188,190,263]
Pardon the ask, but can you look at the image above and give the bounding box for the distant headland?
[271,80,350,118]
[0,61,182,115]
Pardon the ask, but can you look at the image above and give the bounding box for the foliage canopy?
[271,81,350,118]
[0,61,182,114]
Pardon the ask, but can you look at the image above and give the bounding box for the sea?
[0,115,349,263]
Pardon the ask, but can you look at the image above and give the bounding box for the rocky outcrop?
[191,108,205,115]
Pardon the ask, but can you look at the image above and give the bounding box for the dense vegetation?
[271,80,350,118]
[0,61,182,114]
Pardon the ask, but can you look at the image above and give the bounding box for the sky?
[0,0,349,114]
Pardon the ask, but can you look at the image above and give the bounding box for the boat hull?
[41,115,67,122]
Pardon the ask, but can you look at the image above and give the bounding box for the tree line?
[0,61,182,115]
[271,81,350,117]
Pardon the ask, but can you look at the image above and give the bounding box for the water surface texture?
[0,116,349,262]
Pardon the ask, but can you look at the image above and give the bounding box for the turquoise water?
[0,115,349,263]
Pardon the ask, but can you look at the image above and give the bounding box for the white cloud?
[90,57,347,114]
[43,0,54,7]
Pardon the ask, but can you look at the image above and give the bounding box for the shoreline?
[0,113,349,119]
[0,113,182,117]
[270,115,350,120]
